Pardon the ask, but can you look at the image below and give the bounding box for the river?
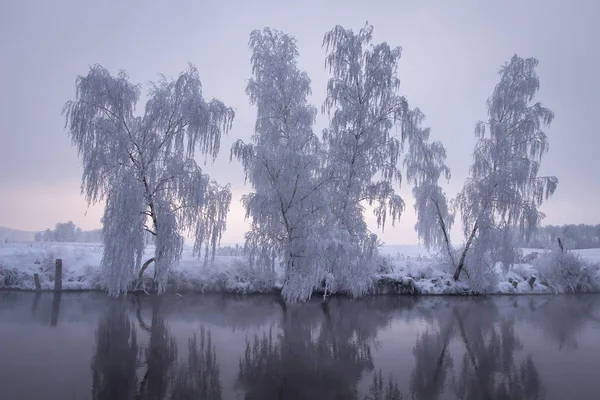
[1,292,599,399]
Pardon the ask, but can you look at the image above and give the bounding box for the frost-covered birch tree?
[321,23,411,292]
[232,28,332,302]
[403,109,454,263]
[64,65,234,295]
[454,55,557,287]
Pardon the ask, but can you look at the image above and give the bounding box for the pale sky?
[1,0,598,245]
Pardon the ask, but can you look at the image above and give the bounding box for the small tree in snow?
[321,23,411,293]
[64,65,234,295]
[454,55,557,286]
[232,28,332,302]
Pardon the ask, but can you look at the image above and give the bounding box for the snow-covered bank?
[0,242,269,294]
[1,242,599,296]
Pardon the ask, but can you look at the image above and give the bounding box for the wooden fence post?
[54,259,62,292]
[33,273,42,292]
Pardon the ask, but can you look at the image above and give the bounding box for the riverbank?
[1,241,599,296]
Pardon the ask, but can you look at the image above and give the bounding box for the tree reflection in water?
[236,298,402,400]
[170,328,222,400]
[409,298,545,400]
[136,296,178,400]
[90,295,222,400]
[84,294,600,400]
[91,300,139,400]
[409,313,455,400]
[528,295,599,350]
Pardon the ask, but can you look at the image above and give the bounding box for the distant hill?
[0,227,38,242]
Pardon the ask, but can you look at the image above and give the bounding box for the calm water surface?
[1,292,599,400]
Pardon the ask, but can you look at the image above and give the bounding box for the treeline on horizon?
[31,221,600,250]
[514,224,600,250]
[32,221,152,244]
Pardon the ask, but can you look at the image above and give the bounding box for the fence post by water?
[33,273,42,292]
[54,259,62,292]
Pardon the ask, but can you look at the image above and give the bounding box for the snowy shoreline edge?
[1,273,596,297]
[2,242,600,297]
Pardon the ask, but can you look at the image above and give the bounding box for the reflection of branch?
[135,296,152,333]
[275,296,287,315]
[454,308,478,371]
[432,316,454,383]
[321,300,331,322]
[432,342,449,386]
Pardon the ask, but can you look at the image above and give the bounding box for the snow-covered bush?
[511,263,534,280]
[521,251,540,263]
[222,259,276,294]
[431,248,459,276]
[535,248,600,293]
[460,240,499,294]
[0,266,21,287]
[375,254,395,274]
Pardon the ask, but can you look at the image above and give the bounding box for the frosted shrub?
[0,265,32,288]
[521,251,540,263]
[432,248,459,276]
[535,248,600,293]
[461,242,498,293]
[512,263,533,280]
[224,259,276,294]
[0,266,18,287]
[41,252,56,273]
[375,254,395,274]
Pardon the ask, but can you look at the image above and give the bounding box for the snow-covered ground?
[1,241,599,295]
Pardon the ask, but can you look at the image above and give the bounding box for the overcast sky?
[1,0,598,245]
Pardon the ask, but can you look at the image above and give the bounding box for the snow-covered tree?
[64,64,234,295]
[232,28,332,302]
[454,55,557,285]
[35,221,81,242]
[54,221,79,242]
[403,109,454,263]
[321,23,411,291]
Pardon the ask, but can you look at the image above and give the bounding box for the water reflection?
[50,292,62,326]
[91,301,138,400]
[409,313,454,399]
[170,328,222,400]
[236,299,402,400]
[90,295,223,400]
[527,295,599,350]
[450,301,544,400]
[1,293,598,399]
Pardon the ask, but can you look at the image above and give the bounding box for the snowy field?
[1,241,599,295]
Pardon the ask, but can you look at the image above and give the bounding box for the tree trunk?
[433,199,455,265]
[137,257,156,290]
[453,224,478,281]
